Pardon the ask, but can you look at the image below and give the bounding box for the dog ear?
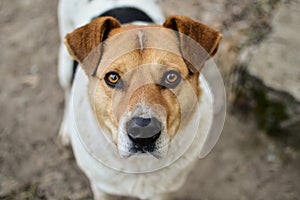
[65,17,121,76]
[163,16,222,70]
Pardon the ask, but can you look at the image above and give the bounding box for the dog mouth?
[128,141,161,159]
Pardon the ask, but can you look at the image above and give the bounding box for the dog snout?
[126,117,162,145]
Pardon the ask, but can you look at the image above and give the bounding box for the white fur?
[58,1,213,199]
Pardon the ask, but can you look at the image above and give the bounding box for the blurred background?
[0,0,299,199]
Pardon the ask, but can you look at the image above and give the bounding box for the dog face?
[65,16,222,158]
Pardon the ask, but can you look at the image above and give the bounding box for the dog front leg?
[91,182,112,200]
[147,193,170,200]
[58,91,71,146]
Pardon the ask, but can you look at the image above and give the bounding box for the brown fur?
[90,49,197,141]
[163,15,222,58]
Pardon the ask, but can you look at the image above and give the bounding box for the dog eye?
[161,70,181,88]
[104,72,123,88]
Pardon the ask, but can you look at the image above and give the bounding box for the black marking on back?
[95,7,154,24]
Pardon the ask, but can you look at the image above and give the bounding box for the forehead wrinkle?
[137,30,145,52]
[103,50,142,72]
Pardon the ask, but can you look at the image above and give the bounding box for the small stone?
[22,75,40,88]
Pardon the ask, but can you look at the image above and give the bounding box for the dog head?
[65,16,222,158]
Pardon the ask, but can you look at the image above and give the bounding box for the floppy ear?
[65,17,121,76]
[163,16,222,70]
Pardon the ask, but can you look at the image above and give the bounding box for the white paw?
[149,193,170,200]
[58,121,71,146]
[91,183,112,200]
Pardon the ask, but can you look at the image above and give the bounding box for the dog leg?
[148,193,170,200]
[91,182,112,200]
[58,92,71,146]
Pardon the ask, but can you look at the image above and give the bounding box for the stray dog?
[58,0,222,199]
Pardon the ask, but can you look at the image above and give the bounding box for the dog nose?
[126,117,162,144]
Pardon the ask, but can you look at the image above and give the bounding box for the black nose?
[126,117,162,145]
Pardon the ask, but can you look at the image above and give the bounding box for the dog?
[58,0,222,199]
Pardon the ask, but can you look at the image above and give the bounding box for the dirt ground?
[0,0,299,199]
